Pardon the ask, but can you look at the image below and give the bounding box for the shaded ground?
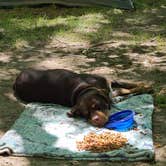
[0,1,166,166]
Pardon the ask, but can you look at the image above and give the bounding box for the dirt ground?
[0,40,166,166]
[0,4,166,166]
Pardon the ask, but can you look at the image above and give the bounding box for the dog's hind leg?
[111,80,142,89]
[111,80,153,97]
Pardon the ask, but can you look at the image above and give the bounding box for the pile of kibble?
[76,132,127,152]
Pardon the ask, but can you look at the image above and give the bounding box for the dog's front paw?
[67,111,74,117]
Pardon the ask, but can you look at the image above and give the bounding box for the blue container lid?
[104,110,135,132]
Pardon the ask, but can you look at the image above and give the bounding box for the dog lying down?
[13,69,152,127]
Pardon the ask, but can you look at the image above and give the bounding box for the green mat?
[0,94,154,161]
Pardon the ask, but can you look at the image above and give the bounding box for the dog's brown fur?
[13,69,152,127]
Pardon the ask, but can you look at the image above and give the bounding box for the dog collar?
[71,86,110,106]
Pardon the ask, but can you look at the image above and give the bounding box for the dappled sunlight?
[0,69,19,81]
[14,39,30,50]
[73,13,108,33]
[111,31,132,40]
[49,34,90,48]
[43,122,78,151]
[35,53,95,72]
[0,4,165,51]
[122,7,166,40]
[0,3,165,165]
[155,145,166,162]
[0,156,30,166]
[89,66,115,77]
[77,40,166,85]
[0,52,11,63]
[132,54,166,71]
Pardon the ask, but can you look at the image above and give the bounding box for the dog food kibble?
[76,132,127,152]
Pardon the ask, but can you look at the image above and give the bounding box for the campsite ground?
[0,0,166,165]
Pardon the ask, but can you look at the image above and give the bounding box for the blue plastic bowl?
[104,110,135,132]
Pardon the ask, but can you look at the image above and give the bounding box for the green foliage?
[155,94,166,108]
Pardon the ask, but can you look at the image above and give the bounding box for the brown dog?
[13,69,152,127]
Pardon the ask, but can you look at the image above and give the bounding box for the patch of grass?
[0,1,165,50]
[134,0,165,9]
[155,94,166,108]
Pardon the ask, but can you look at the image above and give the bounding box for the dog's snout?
[92,115,100,123]
[90,111,109,127]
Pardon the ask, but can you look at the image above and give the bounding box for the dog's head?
[68,87,111,127]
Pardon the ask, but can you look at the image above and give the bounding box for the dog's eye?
[91,104,100,110]
[91,104,95,109]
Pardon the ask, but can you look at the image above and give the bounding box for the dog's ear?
[67,105,81,117]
